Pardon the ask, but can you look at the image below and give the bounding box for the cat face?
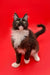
[13,13,28,30]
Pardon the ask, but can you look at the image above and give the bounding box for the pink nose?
[19,26,23,30]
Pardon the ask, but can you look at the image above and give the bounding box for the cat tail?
[35,24,46,38]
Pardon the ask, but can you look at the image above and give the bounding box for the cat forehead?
[17,18,25,21]
[20,18,22,21]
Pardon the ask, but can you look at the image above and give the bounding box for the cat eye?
[23,21,26,24]
[16,21,19,23]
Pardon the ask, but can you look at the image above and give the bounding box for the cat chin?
[11,62,20,68]
[24,59,30,64]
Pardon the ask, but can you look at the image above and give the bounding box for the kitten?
[11,13,46,68]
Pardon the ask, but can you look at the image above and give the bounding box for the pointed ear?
[23,14,28,21]
[14,13,19,20]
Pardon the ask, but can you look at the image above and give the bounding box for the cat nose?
[19,26,23,30]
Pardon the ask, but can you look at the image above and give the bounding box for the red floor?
[0,0,50,75]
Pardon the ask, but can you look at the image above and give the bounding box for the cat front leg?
[24,50,31,64]
[12,50,21,68]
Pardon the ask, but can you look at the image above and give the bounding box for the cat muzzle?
[19,26,24,30]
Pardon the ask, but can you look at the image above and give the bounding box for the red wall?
[0,0,50,37]
[0,0,50,75]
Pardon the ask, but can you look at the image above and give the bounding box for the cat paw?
[33,54,40,62]
[34,56,40,61]
[11,62,20,68]
[24,59,30,64]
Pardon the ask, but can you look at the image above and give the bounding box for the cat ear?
[14,13,19,20]
[23,13,28,21]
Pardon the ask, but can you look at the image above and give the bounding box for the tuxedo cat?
[11,13,46,68]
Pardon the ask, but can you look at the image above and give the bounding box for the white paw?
[11,62,20,68]
[24,59,30,64]
[33,53,40,62]
[34,56,40,61]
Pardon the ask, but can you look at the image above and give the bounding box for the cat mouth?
[19,26,24,30]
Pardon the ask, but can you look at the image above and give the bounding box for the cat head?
[13,13,28,30]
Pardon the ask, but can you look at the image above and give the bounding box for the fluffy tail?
[35,24,46,38]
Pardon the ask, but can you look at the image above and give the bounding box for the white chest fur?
[11,29,29,48]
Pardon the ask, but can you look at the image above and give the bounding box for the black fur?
[11,13,46,64]
[35,24,46,38]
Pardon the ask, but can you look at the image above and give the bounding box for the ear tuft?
[23,13,28,21]
[14,13,18,20]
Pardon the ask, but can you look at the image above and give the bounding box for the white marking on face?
[19,26,24,30]
[20,18,22,21]
[11,29,29,48]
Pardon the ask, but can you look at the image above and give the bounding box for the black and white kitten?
[11,13,46,68]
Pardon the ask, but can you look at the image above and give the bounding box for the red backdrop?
[0,0,50,75]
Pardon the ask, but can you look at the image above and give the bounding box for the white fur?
[17,49,36,55]
[24,59,30,64]
[19,26,23,30]
[18,49,25,54]
[12,62,20,68]
[33,53,40,61]
[11,29,29,48]
[31,49,36,55]
[17,48,26,54]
